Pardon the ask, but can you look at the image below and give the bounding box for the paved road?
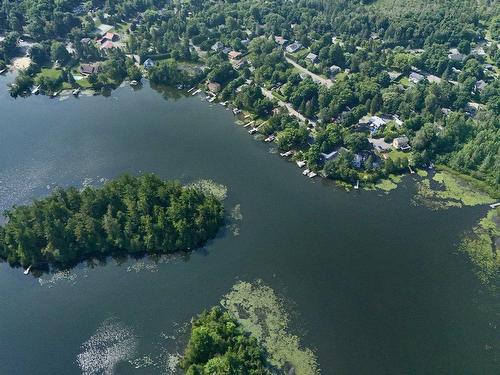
[285,56,333,88]
[260,86,316,126]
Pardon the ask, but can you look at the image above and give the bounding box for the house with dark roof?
[80,63,101,75]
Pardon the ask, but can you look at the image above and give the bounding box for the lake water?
[0,73,497,374]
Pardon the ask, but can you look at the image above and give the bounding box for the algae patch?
[221,281,319,375]
[459,209,499,291]
[374,174,402,192]
[187,179,228,201]
[413,171,494,210]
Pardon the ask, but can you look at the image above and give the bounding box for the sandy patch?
[12,56,32,70]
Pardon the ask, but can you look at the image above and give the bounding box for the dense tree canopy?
[0,175,224,270]
[182,308,270,375]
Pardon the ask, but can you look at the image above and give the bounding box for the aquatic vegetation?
[187,179,228,201]
[416,169,428,177]
[459,209,499,291]
[413,171,495,210]
[221,281,319,375]
[38,269,79,287]
[375,176,399,192]
[77,318,137,375]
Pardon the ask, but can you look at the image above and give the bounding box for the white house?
[329,65,341,75]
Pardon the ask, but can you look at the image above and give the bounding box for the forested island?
[0,0,498,194]
[181,308,270,374]
[0,175,225,271]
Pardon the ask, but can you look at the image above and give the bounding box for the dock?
[490,203,500,209]
[0,68,6,74]
[187,87,196,93]
[244,121,254,128]
[408,166,415,174]
[354,180,359,189]
[191,89,202,96]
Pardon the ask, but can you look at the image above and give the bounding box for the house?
[80,37,91,44]
[441,108,452,116]
[211,41,224,52]
[305,52,317,63]
[352,154,363,168]
[388,71,402,81]
[80,63,100,75]
[143,58,155,70]
[100,40,114,51]
[274,36,287,46]
[222,47,232,55]
[230,59,245,70]
[448,48,465,61]
[207,82,221,93]
[409,72,425,84]
[368,116,386,131]
[103,32,118,42]
[329,65,341,75]
[427,75,441,84]
[475,80,487,92]
[392,136,411,151]
[466,102,480,117]
[228,51,242,60]
[285,41,302,53]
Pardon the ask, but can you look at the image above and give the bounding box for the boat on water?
[24,265,32,275]
[72,88,81,96]
[248,128,258,135]
[0,68,7,74]
[308,171,317,178]
[130,80,139,86]
[303,169,310,176]
[280,150,293,157]
[296,161,306,168]
[31,85,41,95]
[264,135,275,142]
[51,90,60,98]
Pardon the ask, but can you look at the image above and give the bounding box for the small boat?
[31,85,40,95]
[176,84,183,90]
[248,128,258,135]
[296,161,306,168]
[130,80,139,86]
[308,171,317,178]
[264,135,275,142]
[72,88,81,96]
[280,150,293,157]
[232,108,242,115]
[24,265,32,275]
[0,68,7,74]
[220,101,228,106]
[51,90,60,98]
[303,169,310,176]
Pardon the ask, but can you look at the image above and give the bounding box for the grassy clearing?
[38,68,63,79]
[221,281,319,375]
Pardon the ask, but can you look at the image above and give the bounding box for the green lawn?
[38,68,63,79]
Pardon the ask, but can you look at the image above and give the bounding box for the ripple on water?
[77,318,137,375]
